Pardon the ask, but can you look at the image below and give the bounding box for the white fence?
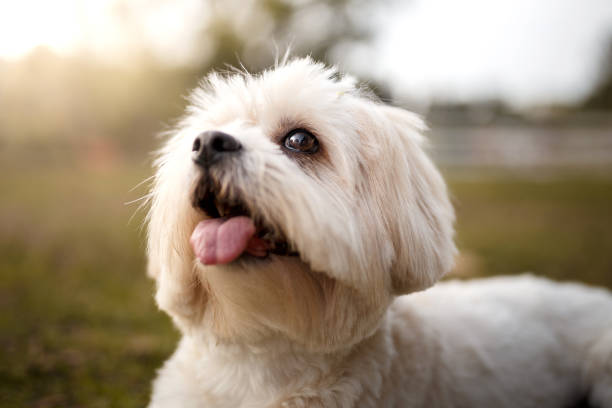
[429,125,612,167]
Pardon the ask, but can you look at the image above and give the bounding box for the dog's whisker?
[129,174,156,193]
[124,194,151,206]
[128,194,154,228]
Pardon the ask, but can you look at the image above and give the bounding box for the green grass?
[449,172,612,288]
[0,161,178,408]
[1,160,611,407]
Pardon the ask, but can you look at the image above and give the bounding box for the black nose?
[192,130,242,166]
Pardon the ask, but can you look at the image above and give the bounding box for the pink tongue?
[190,216,268,265]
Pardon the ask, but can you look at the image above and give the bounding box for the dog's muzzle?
[189,130,299,262]
[192,130,242,167]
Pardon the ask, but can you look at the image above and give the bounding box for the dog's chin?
[198,252,387,351]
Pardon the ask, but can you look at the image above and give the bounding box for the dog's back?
[386,275,612,407]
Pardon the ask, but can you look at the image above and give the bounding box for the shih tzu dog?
[146,57,612,408]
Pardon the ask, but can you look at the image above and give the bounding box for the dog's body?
[150,276,612,408]
[146,58,612,407]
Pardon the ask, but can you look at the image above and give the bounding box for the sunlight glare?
[0,0,84,59]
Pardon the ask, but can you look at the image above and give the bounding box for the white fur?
[146,57,612,407]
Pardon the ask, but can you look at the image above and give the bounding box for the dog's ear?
[146,146,208,330]
[361,103,456,295]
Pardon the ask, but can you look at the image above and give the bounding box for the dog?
[145,57,612,407]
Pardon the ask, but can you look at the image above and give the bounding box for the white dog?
[146,57,612,408]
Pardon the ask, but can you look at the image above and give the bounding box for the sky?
[370,0,612,107]
[0,0,209,65]
[1,0,612,108]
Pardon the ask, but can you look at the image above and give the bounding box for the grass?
[449,171,612,288]
[1,159,611,407]
[0,160,177,408]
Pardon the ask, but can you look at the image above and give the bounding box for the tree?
[582,37,612,111]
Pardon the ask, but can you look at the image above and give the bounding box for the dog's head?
[147,57,455,351]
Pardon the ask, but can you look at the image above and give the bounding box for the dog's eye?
[283,129,319,153]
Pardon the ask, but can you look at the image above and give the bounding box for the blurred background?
[1,0,611,406]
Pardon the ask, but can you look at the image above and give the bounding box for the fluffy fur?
[146,57,612,407]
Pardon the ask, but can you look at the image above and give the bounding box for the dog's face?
[147,58,455,351]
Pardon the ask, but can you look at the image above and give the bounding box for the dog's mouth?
[190,181,298,265]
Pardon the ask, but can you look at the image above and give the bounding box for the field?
[1,158,611,407]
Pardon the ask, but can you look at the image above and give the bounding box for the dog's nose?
[192,130,242,166]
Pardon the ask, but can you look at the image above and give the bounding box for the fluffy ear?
[363,104,456,295]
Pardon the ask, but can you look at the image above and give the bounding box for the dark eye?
[283,129,319,153]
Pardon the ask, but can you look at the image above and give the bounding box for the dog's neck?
[180,333,349,405]
[179,318,395,407]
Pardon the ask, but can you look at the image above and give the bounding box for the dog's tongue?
[190,217,268,265]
